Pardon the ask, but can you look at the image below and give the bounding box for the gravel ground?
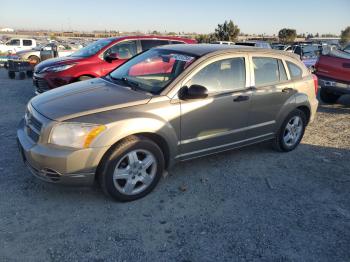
[0,69,349,262]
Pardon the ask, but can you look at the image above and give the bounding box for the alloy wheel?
[112,149,157,195]
[283,116,303,147]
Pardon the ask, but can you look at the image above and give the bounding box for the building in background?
[0,28,15,32]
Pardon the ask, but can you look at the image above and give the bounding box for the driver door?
[178,55,252,160]
[100,40,138,75]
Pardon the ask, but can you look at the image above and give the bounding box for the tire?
[273,109,307,152]
[26,70,33,77]
[98,136,165,202]
[320,88,340,104]
[78,75,93,81]
[19,72,26,80]
[8,71,15,79]
[28,55,40,65]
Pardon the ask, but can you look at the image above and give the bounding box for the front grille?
[29,115,42,131]
[25,111,42,143]
[33,77,50,93]
[27,127,40,142]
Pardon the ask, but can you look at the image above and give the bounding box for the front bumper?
[318,77,350,95]
[17,118,108,186]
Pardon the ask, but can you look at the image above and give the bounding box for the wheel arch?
[275,93,311,132]
[296,105,311,124]
[95,132,172,182]
[76,74,96,81]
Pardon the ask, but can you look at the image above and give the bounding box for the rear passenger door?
[246,56,296,138]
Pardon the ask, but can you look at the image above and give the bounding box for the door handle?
[282,87,294,93]
[233,95,249,102]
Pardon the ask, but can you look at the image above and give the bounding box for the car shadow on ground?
[317,94,350,114]
[11,140,350,203]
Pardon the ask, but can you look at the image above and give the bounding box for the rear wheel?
[26,70,33,77]
[99,136,165,202]
[8,71,15,79]
[320,88,340,104]
[28,55,40,65]
[273,109,306,152]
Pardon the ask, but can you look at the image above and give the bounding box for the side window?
[141,40,169,51]
[286,61,303,80]
[105,40,137,60]
[170,41,184,44]
[23,40,32,46]
[294,46,302,56]
[253,57,279,87]
[7,39,20,46]
[189,57,246,93]
[278,60,288,81]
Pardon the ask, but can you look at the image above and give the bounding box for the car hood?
[30,78,152,121]
[34,56,84,73]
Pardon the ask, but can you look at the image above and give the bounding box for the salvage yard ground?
[0,69,349,261]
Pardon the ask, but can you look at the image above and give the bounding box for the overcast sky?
[0,0,349,35]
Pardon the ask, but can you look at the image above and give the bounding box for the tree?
[278,28,297,43]
[214,20,240,42]
[340,26,350,45]
[195,33,218,43]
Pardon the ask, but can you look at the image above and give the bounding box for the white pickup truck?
[0,38,37,54]
[15,43,77,64]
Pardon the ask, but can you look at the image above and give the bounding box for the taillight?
[312,74,318,96]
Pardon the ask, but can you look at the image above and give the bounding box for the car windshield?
[69,38,114,57]
[108,49,197,94]
[301,45,320,56]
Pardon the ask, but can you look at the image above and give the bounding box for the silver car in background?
[17,45,319,201]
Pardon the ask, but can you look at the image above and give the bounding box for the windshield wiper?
[108,75,140,89]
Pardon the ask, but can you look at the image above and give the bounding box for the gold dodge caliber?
[17,45,319,201]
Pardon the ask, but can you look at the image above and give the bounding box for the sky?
[0,0,349,35]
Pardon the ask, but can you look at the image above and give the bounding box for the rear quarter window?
[286,61,303,80]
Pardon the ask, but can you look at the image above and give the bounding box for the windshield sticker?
[171,54,195,62]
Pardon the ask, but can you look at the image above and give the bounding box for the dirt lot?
[0,68,349,262]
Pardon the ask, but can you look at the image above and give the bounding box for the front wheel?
[320,88,340,104]
[78,75,93,81]
[98,136,165,202]
[273,109,306,152]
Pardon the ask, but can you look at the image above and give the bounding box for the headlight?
[40,64,75,73]
[49,123,106,149]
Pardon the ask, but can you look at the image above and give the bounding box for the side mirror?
[105,53,119,62]
[179,85,208,100]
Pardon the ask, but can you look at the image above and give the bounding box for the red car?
[33,36,196,93]
[315,50,350,103]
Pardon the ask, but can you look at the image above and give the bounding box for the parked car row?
[17,43,319,201]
